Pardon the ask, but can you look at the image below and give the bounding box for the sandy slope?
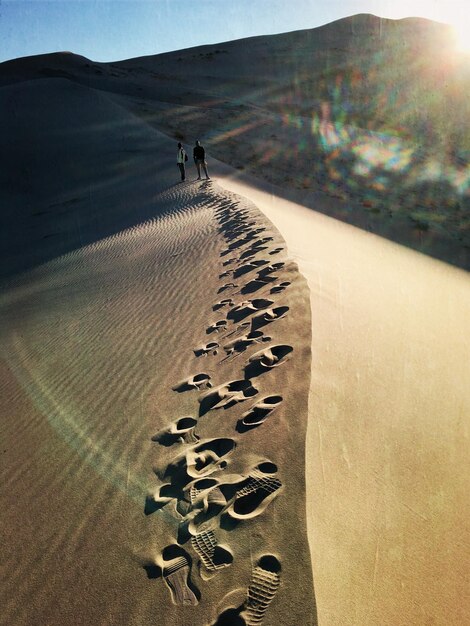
[214,165,470,625]
[1,29,469,624]
[0,84,315,625]
[0,78,186,279]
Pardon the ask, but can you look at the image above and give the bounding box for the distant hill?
[2,14,468,149]
[115,13,469,152]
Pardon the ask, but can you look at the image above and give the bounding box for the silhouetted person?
[177,142,187,181]
[193,140,210,180]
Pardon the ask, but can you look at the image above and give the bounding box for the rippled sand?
[0,133,315,624]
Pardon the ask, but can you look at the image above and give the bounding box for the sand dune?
[1,14,469,626]
[0,78,315,624]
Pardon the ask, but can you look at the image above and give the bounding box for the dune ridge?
[1,162,316,625]
[1,13,469,625]
[143,182,315,625]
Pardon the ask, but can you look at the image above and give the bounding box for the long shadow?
[144,491,174,515]
[227,299,274,323]
[212,607,245,625]
[240,280,267,294]
[251,306,289,331]
[0,78,221,282]
[199,381,258,416]
[142,563,162,580]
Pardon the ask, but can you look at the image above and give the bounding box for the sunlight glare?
[451,14,470,54]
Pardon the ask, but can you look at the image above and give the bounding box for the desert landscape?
[1,13,469,626]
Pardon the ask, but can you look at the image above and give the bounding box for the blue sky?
[0,0,467,63]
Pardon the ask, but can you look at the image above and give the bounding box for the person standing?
[193,140,210,180]
[177,142,187,181]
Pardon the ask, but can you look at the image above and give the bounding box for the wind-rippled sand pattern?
[0,180,315,625]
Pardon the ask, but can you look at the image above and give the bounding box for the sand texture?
[1,13,470,626]
[215,167,470,626]
[0,78,315,624]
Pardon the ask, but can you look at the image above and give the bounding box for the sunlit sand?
[215,164,470,625]
[1,12,469,626]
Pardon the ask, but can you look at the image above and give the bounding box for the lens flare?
[452,22,470,54]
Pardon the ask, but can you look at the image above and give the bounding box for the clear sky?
[0,0,468,63]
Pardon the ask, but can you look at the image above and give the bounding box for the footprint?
[152,417,199,446]
[219,218,245,230]
[257,237,274,245]
[187,470,238,499]
[257,263,284,278]
[218,282,237,294]
[239,246,267,260]
[207,320,228,334]
[177,477,228,530]
[242,555,281,625]
[186,438,236,478]
[223,332,271,358]
[226,462,282,521]
[223,322,253,341]
[240,277,278,294]
[172,373,212,392]
[221,239,247,255]
[227,299,274,323]
[227,234,257,251]
[221,249,235,257]
[184,462,282,530]
[144,483,177,515]
[191,533,233,576]
[250,306,289,331]
[187,482,230,535]
[240,278,276,295]
[225,228,249,242]
[212,608,246,625]
[199,379,258,415]
[194,342,219,357]
[222,221,244,231]
[222,258,237,267]
[255,273,279,285]
[185,476,222,507]
[177,476,220,517]
[187,462,280,533]
[217,207,244,217]
[244,345,293,378]
[160,545,199,606]
[237,395,283,431]
[212,299,234,312]
[233,260,268,278]
[270,282,291,294]
[210,556,281,625]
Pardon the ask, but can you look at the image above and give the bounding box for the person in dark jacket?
[193,140,210,180]
[177,142,187,181]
